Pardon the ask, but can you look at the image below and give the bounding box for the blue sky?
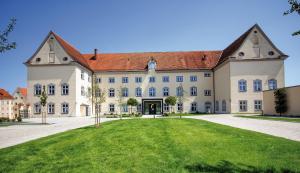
[0,0,299,93]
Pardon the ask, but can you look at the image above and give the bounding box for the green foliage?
[274,88,288,116]
[127,98,138,107]
[0,18,17,53]
[165,96,177,106]
[284,0,300,36]
[39,86,47,107]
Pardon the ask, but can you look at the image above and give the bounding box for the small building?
[12,88,31,118]
[263,85,300,116]
[0,88,14,119]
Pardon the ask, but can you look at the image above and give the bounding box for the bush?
[135,113,142,117]
[0,117,10,122]
[163,113,169,117]
[17,116,22,122]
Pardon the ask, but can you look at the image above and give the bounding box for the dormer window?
[36,57,41,62]
[238,52,245,57]
[63,57,68,61]
[268,51,274,56]
[148,58,156,71]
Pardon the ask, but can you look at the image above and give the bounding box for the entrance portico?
[142,99,163,115]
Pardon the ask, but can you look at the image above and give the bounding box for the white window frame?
[149,76,155,83]
[176,76,183,82]
[163,103,169,112]
[253,79,262,92]
[109,104,115,112]
[163,87,169,96]
[109,88,115,97]
[162,76,169,82]
[239,100,247,112]
[34,103,41,114]
[135,87,142,97]
[61,83,69,95]
[47,103,55,114]
[122,77,128,83]
[135,77,142,83]
[204,72,211,77]
[48,84,55,95]
[34,84,42,96]
[190,76,197,82]
[96,77,101,83]
[177,103,183,112]
[191,102,197,112]
[254,100,262,111]
[109,77,115,83]
[176,86,183,96]
[238,79,247,92]
[81,86,85,96]
[190,87,197,96]
[61,103,69,114]
[268,79,277,90]
[204,90,211,96]
[149,87,156,97]
[122,88,129,97]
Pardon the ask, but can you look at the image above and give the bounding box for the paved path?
[0,117,117,149]
[186,114,300,142]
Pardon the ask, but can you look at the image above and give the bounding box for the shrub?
[163,113,169,117]
[17,116,22,122]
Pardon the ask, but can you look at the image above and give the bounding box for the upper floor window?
[34,84,42,96]
[176,86,183,96]
[122,104,128,112]
[122,77,128,83]
[204,72,211,77]
[48,84,55,95]
[149,87,156,97]
[122,88,129,97]
[95,88,101,97]
[135,77,142,83]
[48,103,55,114]
[149,76,155,83]
[238,79,247,92]
[96,77,101,83]
[34,103,41,114]
[163,87,169,97]
[61,83,69,95]
[135,87,142,97]
[81,86,85,96]
[215,101,219,112]
[81,70,84,80]
[109,77,115,83]
[61,103,69,114]
[253,79,262,92]
[148,59,156,70]
[109,88,115,97]
[162,76,169,82]
[190,87,197,96]
[176,76,183,82]
[204,90,211,96]
[190,76,197,82]
[222,100,226,112]
[268,79,277,90]
[239,100,247,112]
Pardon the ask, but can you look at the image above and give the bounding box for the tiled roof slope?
[0,88,13,100]
[83,51,222,71]
[18,88,27,97]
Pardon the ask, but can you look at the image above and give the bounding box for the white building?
[0,88,14,119]
[12,88,31,118]
[25,24,287,117]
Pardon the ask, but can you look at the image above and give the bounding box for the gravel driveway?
[186,114,300,142]
[0,117,117,149]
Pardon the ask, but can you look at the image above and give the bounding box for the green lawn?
[235,115,300,123]
[0,119,300,173]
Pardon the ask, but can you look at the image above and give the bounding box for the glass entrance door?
[143,101,162,115]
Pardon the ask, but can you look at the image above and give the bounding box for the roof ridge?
[82,50,223,55]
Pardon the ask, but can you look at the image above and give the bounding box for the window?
[215,101,219,112]
[135,77,142,83]
[148,60,156,70]
[81,70,84,80]
[191,102,197,112]
[36,57,41,62]
[34,103,41,114]
[149,87,156,97]
[177,103,183,112]
[49,52,55,63]
[122,104,128,112]
[48,103,55,114]
[149,76,155,83]
[109,77,115,83]
[95,88,101,97]
[48,84,55,95]
[61,103,69,114]
[204,72,211,77]
[239,100,247,112]
[176,86,183,96]
[109,104,115,112]
[122,77,128,83]
[254,100,262,111]
[268,51,274,56]
[61,83,69,95]
[222,100,226,112]
[122,88,129,97]
[163,103,169,112]
[176,76,183,82]
[162,76,169,82]
[34,84,42,96]
[204,90,211,96]
[238,79,247,92]
[253,79,262,92]
[137,104,142,112]
[109,88,115,97]
[190,76,197,82]
[63,57,68,61]
[96,77,101,83]
[163,87,169,96]
[81,86,85,96]
[135,87,142,97]
[88,76,91,82]
[268,79,277,90]
[238,52,245,57]
[190,87,197,96]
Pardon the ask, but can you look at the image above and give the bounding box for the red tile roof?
[18,88,27,97]
[0,88,13,100]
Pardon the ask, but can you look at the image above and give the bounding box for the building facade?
[0,88,14,119]
[12,88,31,118]
[25,24,287,117]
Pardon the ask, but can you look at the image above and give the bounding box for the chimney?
[91,49,98,60]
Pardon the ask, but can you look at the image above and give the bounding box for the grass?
[235,115,300,123]
[0,119,300,173]
[166,113,209,117]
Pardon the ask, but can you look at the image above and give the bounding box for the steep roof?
[83,51,222,72]
[18,88,27,97]
[0,88,13,100]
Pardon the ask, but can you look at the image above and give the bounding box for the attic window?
[254,30,257,33]
[148,58,156,71]
[63,57,68,61]
[238,52,245,57]
[36,57,41,62]
[268,51,274,56]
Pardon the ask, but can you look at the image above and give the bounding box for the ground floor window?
[122,104,128,112]
[254,100,262,111]
[137,104,142,112]
[163,103,169,112]
[61,103,69,114]
[109,104,115,112]
[239,100,247,112]
[222,100,226,112]
[34,103,41,114]
[191,102,197,112]
[215,101,219,112]
[205,102,212,113]
[48,103,55,114]
[177,103,183,112]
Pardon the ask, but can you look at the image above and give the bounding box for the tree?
[176,83,187,118]
[117,86,125,119]
[39,85,47,124]
[127,98,138,114]
[0,18,17,53]
[284,0,300,36]
[165,96,177,113]
[274,88,288,116]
